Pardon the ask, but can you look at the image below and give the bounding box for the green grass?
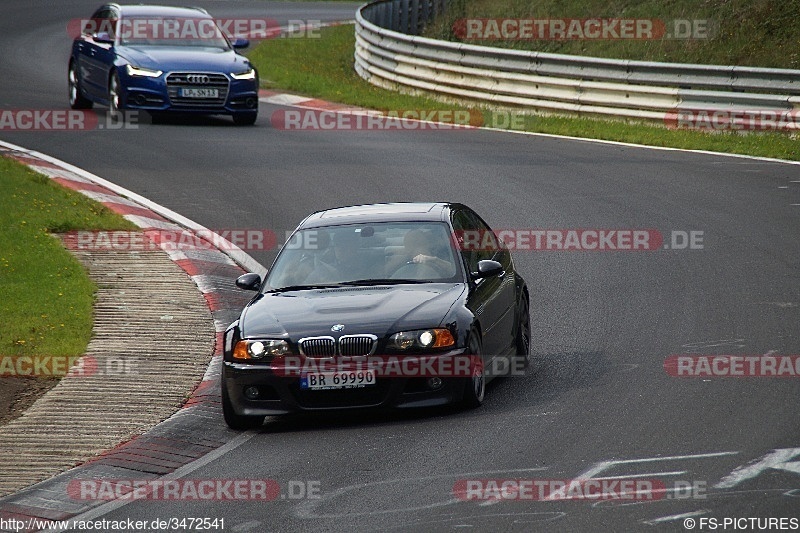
[250,25,455,112]
[426,0,800,69]
[249,25,799,161]
[0,156,135,357]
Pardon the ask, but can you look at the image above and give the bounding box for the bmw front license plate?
[300,370,377,390]
[180,88,218,98]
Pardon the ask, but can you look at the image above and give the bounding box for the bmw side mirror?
[471,260,503,280]
[92,32,114,44]
[231,37,250,49]
[236,273,262,291]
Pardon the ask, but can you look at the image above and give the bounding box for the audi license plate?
[300,370,377,390]
[180,88,218,98]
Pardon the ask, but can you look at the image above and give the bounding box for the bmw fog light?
[426,377,443,390]
[244,386,260,400]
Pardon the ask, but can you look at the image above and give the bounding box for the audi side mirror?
[92,32,114,44]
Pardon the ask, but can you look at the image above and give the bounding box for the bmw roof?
[299,203,461,228]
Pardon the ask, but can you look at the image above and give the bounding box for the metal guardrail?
[355,0,800,129]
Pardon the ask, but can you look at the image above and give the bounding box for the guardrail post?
[400,0,409,34]
[391,0,400,31]
[420,0,429,27]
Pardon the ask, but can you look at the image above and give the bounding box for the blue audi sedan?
[69,4,259,125]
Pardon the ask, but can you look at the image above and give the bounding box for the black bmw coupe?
[222,203,530,429]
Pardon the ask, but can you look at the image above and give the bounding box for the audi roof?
[99,4,211,18]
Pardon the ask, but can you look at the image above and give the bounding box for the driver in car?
[387,229,455,278]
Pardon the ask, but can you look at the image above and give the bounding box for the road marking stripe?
[576,451,739,480]
[257,91,800,166]
[643,509,709,525]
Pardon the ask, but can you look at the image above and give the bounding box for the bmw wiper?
[266,284,346,293]
[339,279,430,286]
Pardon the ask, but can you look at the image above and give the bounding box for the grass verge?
[426,0,800,69]
[0,156,135,357]
[249,25,799,161]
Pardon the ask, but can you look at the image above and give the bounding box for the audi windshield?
[118,17,232,48]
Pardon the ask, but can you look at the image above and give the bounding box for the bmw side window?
[470,213,501,263]
[452,211,479,274]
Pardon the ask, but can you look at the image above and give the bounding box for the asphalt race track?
[1,1,799,531]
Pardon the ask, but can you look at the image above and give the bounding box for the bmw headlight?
[388,329,455,351]
[233,339,290,360]
[231,68,256,80]
[126,64,163,78]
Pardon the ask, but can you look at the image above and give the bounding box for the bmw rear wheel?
[515,292,531,369]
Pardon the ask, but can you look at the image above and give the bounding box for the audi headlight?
[388,329,455,351]
[231,68,256,80]
[233,339,290,360]
[126,64,163,78]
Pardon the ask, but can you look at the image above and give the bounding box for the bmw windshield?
[266,222,464,290]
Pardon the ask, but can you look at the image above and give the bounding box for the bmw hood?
[239,284,466,340]
[118,46,251,74]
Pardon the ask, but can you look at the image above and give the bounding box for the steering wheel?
[390,261,440,280]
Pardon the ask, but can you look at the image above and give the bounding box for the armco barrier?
[354,0,800,129]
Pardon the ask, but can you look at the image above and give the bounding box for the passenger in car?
[278,230,337,285]
[325,230,379,281]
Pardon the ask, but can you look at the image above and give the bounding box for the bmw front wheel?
[461,330,485,408]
